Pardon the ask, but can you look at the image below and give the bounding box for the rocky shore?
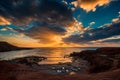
[70,47,120,73]
[0,60,120,80]
[0,47,120,80]
[0,56,86,75]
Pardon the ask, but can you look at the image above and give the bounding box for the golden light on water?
[38,48,73,64]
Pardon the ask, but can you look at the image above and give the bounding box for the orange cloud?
[112,18,119,23]
[65,19,85,37]
[72,0,111,12]
[0,16,11,25]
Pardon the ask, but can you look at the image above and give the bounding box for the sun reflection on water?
[0,47,96,64]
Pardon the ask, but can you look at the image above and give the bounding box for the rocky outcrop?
[0,42,32,52]
[3,56,47,67]
[70,47,120,73]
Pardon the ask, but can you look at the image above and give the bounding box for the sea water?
[0,47,97,64]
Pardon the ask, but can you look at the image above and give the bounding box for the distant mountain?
[0,42,32,52]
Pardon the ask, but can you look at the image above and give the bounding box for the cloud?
[112,12,120,23]
[91,35,120,43]
[112,18,119,23]
[13,19,85,45]
[0,0,78,45]
[0,16,11,25]
[17,21,67,44]
[72,0,111,12]
[102,39,120,43]
[0,35,41,47]
[65,19,85,36]
[0,0,119,47]
[118,11,120,17]
[0,27,17,32]
[85,21,96,29]
[0,0,74,26]
[90,22,95,26]
[63,21,120,44]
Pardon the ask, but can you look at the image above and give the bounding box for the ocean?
[0,47,97,64]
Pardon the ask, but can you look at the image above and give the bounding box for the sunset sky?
[0,0,120,47]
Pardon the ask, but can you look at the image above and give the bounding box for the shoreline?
[0,59,120,80]
[0,47,120,80]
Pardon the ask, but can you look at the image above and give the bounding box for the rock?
[3,56,47,67]
[70,47,120,73]
[69,71,76,75]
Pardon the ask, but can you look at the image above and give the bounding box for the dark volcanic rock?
[0,42,32,52]
[70,47,120,73]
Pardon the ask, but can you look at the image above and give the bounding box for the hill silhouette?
[0,42,32,52]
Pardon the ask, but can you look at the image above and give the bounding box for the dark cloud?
[103,39,120,43]
[0,0,76,43]
[63,21,120,43]
[25,21,66,35]
[0,0,74,26]
[17,21,67,43]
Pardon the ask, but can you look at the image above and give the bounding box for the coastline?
[0,47,120,80]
